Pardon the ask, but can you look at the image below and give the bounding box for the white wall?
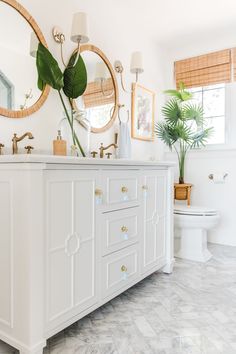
[0,0,168,160]
[163,37,236,246]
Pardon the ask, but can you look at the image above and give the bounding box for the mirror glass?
[0,0,48,117]
[73,47,118,133]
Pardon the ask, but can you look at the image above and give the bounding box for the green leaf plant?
[155,83,214,184]
[36,43,87,157]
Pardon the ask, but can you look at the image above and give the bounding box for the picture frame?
[131,83,155,141]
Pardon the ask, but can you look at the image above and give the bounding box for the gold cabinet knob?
[121,226,128,233]
[95,188,103,196]
[142,185,148,191]
[121,265,127,272]
[121,186,128,193]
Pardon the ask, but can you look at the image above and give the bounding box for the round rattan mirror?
[0,0,49,118]
[72,44,119,133]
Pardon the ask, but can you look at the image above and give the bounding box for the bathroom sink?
[0,154,176,167]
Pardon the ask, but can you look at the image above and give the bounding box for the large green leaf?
[164,84,193,102]
[63,52,87,99]
[36,42,63,91]
[164,89,183,100]
[155,122,175,149]
[37,76,46,91]
[162,98,182,125]
[191,127,214,148]
[183,103,204,126]
[173,122,192,143]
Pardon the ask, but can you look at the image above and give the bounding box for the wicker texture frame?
[72,44,119,133]
[0,0,50,118]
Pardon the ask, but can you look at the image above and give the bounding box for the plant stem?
[58,91,85,157]
[69,100,86,157]
[178,140,186,184]
[70,105,76,146]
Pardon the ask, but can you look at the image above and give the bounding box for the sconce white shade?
[130,51,144,74]
[95,61,108,81]
[30,32,39,58]
[70,12,89,44]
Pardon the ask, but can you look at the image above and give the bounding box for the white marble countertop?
[0,154,175,167]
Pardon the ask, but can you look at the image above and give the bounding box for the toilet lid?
[174,205,218,216]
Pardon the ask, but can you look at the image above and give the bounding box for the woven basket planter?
[174,183,193,206]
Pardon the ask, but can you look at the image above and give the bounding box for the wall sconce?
[95,62,114,98]
[52,12,89,67]
[114,51,144,93]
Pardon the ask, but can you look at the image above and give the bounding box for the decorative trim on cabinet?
[0,181,14,329]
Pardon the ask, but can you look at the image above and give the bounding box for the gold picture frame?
[131,83,155,141]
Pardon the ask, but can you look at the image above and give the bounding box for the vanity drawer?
[102,170,139,208]
[101,207,140,256]
[102,245,139,298]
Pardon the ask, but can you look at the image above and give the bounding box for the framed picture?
[131,83,155,141]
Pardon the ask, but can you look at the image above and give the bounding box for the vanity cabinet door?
[141,170,167,273]
[45,170,98,331]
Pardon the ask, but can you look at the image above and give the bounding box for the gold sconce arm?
[114,52,143,94]
[52,27,67,67]
[52,12,89,68]
[114,60,138,94]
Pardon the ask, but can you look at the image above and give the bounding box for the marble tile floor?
[1,243,236,354]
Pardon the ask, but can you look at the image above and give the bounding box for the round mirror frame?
[0,0,50,118]
[72,44,119,133]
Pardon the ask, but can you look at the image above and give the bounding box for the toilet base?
[174,228,212,263]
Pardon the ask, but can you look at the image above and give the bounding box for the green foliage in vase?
[155,83,214,184]
[36,43,87,157]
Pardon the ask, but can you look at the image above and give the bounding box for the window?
[189,83,226,145]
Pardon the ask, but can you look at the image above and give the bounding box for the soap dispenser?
[53,130,67,156]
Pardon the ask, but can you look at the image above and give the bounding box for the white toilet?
[174,205,220,262]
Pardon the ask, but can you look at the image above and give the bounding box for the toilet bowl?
[174,205,220,262]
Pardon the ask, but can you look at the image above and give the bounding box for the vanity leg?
[20,345,45,354]
[162,259,175,274]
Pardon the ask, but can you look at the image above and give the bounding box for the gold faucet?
[99,142,118,158]
[12,132,34,154]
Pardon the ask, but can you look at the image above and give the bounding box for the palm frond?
[155,121,193,148]
[164,90,183,100]
[182,103,204,126]
[162,98,182,125]
[191,127,214,148]
[154,122,176,149]
[180,90,193,101]
[164,86,193,102]
[173,122,193,144]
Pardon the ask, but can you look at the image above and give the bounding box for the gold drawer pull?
[121,265,128,272]
[95,188,103,196]
[121,226,128,233]
[121,186,128,193]
[142,185,148,191]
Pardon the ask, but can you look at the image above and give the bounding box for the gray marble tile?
[1,243,236,353]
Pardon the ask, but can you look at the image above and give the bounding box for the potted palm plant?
[155,83,213,199]
[36,43,87,156]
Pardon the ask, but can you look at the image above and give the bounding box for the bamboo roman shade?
[175,49,232,89]
[232,48,236,81]
[83,78,114,108]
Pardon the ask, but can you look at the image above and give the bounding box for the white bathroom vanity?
[0,156,174,353]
